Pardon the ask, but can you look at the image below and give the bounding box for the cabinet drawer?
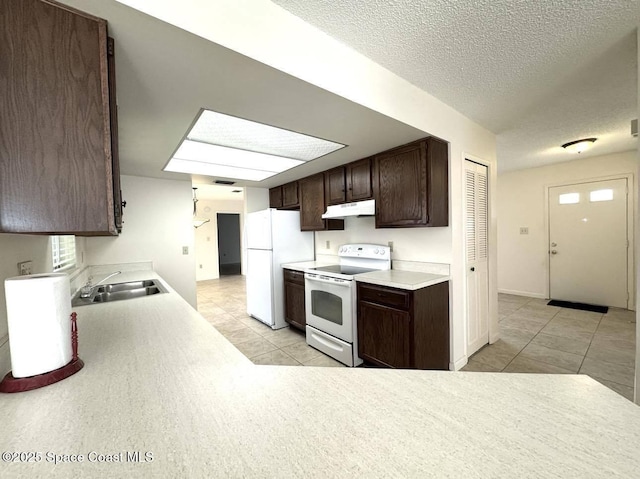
[358,283,410,310]
[284,269,305,284]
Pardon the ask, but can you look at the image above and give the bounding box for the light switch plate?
[182,246,189,255]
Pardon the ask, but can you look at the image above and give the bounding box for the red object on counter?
[0,312,84,393]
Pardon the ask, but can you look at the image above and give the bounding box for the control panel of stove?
[338,244,390,260]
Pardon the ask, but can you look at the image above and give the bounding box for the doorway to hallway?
[217,213,241,276]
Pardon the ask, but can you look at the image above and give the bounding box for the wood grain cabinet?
[345,157,373,202]
[357,281,450,370]
[270,182,299,209]
[299,173,344,231]
[283,269,306,330]
[281,182,299,209]
[0,0,122,236]
[269,187,283,209]
[373,137,448,228]
[324,167,346,206]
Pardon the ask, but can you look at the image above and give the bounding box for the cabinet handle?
[470,267,475,272]
[122,200,127,208]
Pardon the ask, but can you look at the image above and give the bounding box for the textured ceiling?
[272,0,639,172]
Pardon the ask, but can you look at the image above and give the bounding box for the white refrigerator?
[245,209,314,329]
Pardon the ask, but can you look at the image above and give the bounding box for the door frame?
[543,173,635,309]
[461,153,497,364]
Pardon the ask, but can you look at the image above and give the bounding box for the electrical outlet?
[182,246,189,255]
[520,227,529,235]
[388,241,394,252]
[326,241,330,249]
[18,260,33,275]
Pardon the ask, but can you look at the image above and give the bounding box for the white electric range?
[304,244,391,366]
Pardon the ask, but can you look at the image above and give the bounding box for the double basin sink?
[72,279,167,306]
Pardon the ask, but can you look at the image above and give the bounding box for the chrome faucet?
[80,271,122,298]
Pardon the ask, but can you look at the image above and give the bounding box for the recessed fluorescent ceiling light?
[163,109,346,181]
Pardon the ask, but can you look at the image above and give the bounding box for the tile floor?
[198,277,636,401]
[463,293,636,401]
[196,275,345,367]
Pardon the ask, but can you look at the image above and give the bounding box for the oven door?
[304,273,354,342]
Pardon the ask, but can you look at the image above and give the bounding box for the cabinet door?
[284,281,306,330]
[107,37,123,233]
[299,174,325,230]
[373,142,428,228]
[358,301,411,368]
[324,167,346,205]
[282,182,299,209]
[425,137,449,227]
[269,187,283,209]
[346,158,372,202]
[0,0,118,235]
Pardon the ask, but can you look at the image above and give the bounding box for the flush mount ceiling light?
[164,109,346,181]
[561,138,597,154]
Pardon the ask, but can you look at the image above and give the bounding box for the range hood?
[322,199,375,219]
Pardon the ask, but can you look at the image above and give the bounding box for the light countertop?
[355,270,450,290]
[1,269,639,477]
[282,263,450,291]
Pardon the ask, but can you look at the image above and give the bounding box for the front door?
[548,178,628,308]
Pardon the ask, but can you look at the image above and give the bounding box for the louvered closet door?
[465,160,489,357]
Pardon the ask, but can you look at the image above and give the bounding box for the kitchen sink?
[72,279,167,306]
[95,280,157,294]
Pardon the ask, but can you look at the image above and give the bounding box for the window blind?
[52,235,76,271]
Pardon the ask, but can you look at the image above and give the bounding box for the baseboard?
[498,289,546,299]
[452,356,467,371]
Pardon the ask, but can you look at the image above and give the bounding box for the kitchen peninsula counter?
[1,270,639,478]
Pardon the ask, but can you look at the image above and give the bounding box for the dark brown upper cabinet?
[299,173,344,231]
[373,137,448,228]
[324,167,346,206]
[0,0,121,236]
[345,157,373,202]
[269,187,283,209]
[281,182,299,209]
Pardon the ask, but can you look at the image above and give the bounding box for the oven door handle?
[305,274,351,286]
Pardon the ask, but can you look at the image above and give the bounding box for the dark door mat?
[547,300,608,314]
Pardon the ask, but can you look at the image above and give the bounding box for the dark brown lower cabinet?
[284,269,306,330]
[357,281,449,370]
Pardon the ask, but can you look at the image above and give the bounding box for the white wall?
[116,0,497,369]
[85,175,197,307]
[498,151,637,303]
[195,198,244,281]
[316,217,450,263]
